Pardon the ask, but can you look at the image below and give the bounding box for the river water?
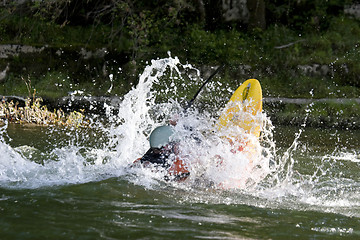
[1,57,359,239]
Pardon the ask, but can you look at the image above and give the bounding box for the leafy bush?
[265,0,353,31]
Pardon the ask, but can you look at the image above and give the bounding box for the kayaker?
[134,125,190,181]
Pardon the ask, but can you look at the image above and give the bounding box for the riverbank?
[264,97,360,129]
[2,94,359,129]
[1,2,360,100]
[0,1,359,129]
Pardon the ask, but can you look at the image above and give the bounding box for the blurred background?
[1,0,359,127]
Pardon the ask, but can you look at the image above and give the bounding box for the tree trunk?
[247,0,266,30]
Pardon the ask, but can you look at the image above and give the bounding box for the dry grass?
[0,96,87,127]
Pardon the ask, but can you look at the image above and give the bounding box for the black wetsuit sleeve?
[139,148,169,167]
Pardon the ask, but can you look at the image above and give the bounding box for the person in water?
[135,125,190,181]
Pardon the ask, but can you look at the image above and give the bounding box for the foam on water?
[0,123,122,188]
[0,56,359,218]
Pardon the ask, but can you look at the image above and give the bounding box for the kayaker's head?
[149,125,175,151]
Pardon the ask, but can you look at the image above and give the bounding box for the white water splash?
[0,56,205,188]
[0,56,359,220]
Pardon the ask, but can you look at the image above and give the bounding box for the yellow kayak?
[217,79,262,138]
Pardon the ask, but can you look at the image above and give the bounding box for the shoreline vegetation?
[0,0,359,128]
[1,94,359,129]
[0,92,87,127]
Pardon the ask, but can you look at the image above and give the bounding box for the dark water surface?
[1,124,359,239]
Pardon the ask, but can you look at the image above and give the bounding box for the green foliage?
[1,0,360,101]
[33,72,73,99]
[267,99,360,129]
[311,100,360,118]
[265,0,353,32]
[0,73,29,97]
[172,25,245,64]
[0,72,70,99]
